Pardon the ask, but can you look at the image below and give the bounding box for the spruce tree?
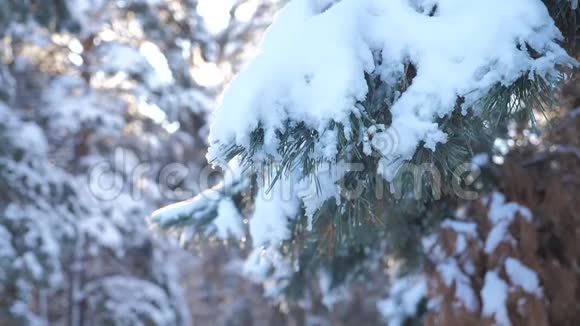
[152,0,578,317]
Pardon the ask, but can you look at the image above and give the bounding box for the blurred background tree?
[0,0,282,324]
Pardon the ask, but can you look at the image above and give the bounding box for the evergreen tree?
[152,0,578,322]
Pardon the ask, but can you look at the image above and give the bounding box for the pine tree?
[152,0,578,320]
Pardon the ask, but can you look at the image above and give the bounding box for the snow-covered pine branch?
[208,0,574,181]
[154,0,577,306]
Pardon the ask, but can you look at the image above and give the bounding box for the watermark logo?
[87,147,486,203]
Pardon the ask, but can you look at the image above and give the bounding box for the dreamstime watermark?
[87,147,485,203]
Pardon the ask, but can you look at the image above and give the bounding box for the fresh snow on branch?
[208,0,573,181]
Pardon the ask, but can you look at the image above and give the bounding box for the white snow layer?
[441,219,477,237]
[505,257,541,295]
[481,270,511,326]
[208,0,573,181]
[242,246,293,297]
[250,172,301,247]
[437,258,479,311]
[214,198,245,239]
[377,275,427,326]
[485,192,532,254]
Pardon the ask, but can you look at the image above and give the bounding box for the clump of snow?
[22,252,43,280]
[0,225,15,258]
[242,246,293,298]
[441,219,477,237]
[505,257,541,295]
[377,275,427,326]
[441,219,479,254]
[99,43,150,75]
[139,41,174,85]
[15,123,49,156]
[437,258,479,311]
[485,192,532,254]
[97,42,172,90]
[485,221,515,254]
[80,217,124,253]
[299,162,350,230]
[488,192,532,223]
[250,172,301,247]
[481,270,511,326]
[208,0,372,161]
[214,198,245,239]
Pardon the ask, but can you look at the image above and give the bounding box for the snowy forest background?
[0,0,578,325]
